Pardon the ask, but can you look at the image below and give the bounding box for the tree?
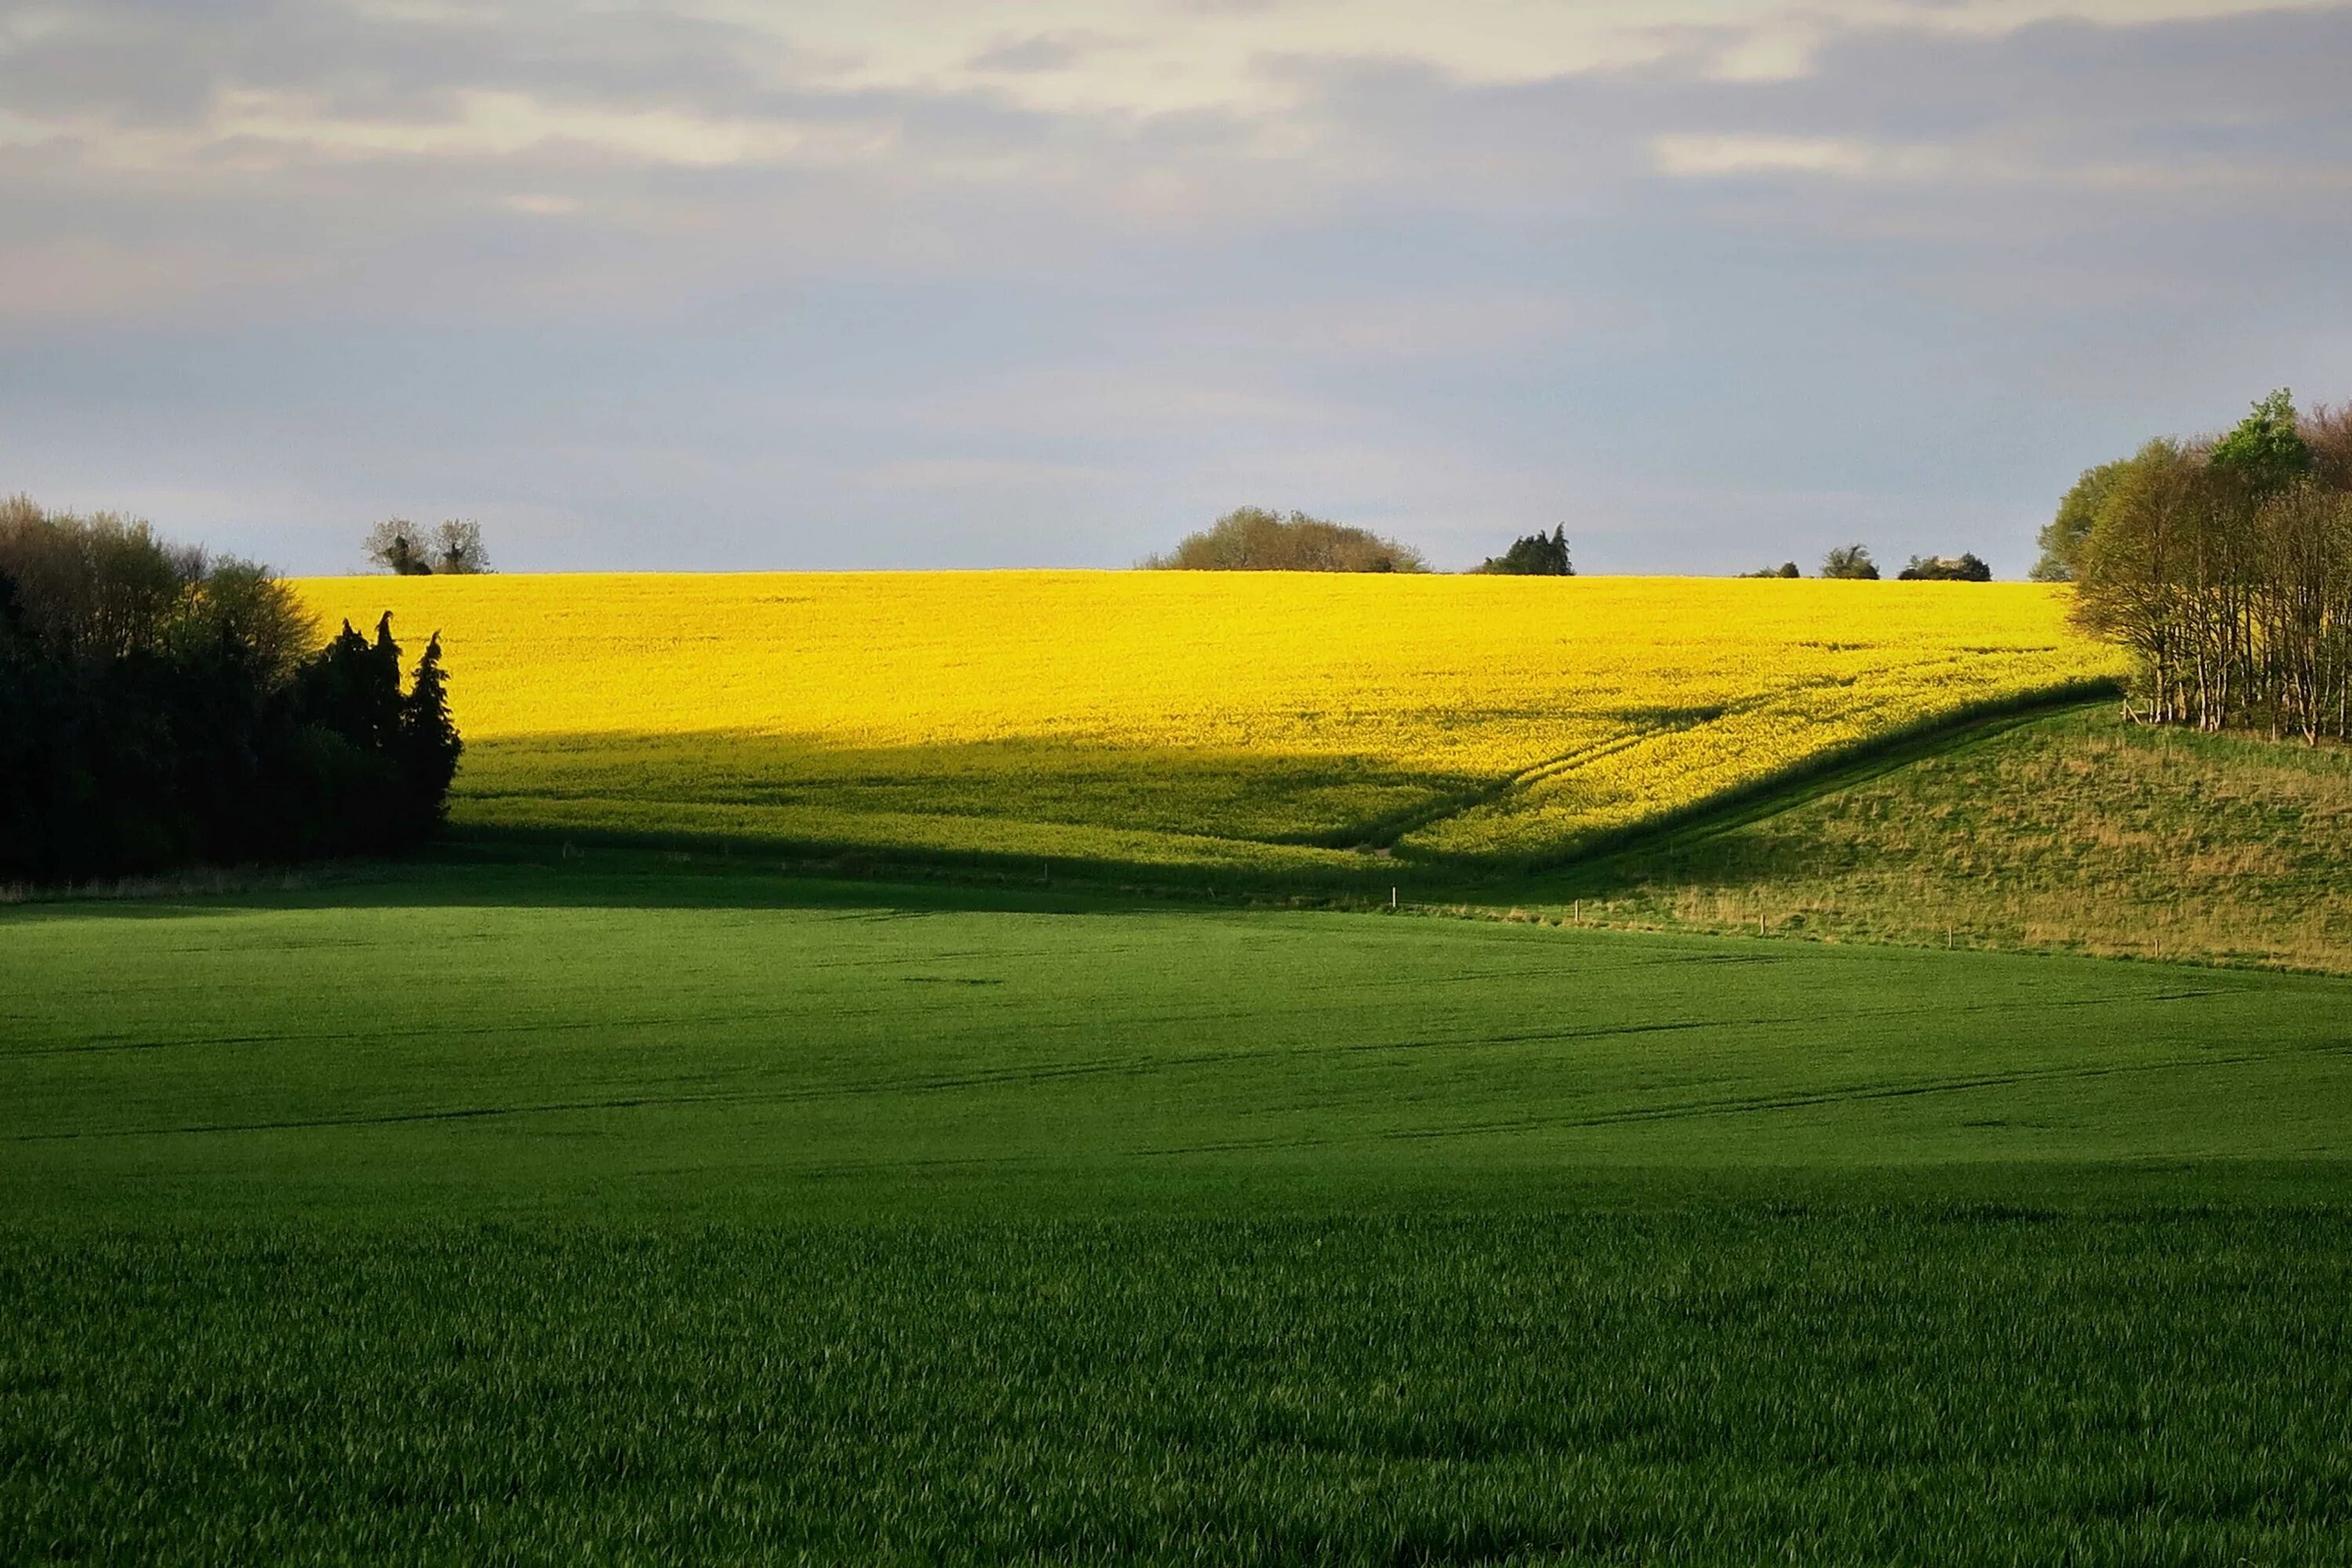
[1145,508,1428,572]
[2209,389,2311,495]
[1735,562,1800,578]
[2032,461,2126,582]
[166,558,316,686]
[397,632,464,838]
[1479,526,1573,575]
[431,519,490,575]
[365,518,434,575]
[1821,544,1879,580]
[2071,439,2205,727]
[2303,404,2352,492]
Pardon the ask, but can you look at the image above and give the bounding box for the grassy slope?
[10,861,2352,1561]
[9,855,2352,1218]
[1521,703,2352,972]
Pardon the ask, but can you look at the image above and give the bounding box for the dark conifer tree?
[397,633,463,840]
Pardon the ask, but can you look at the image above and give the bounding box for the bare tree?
[431,519,490,575]
[364,518,434,575]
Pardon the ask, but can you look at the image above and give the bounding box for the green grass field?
[8,854,2352,1560]
[1530,702,2352,973]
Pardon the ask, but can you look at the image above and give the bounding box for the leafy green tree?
[2032,461,2127,582]
[2209,389,2311,495]
[1821,544,1879,580]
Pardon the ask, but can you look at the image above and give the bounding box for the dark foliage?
[1821,544,1880,580]
[1478,526,1573,575]
[1737,561,1802,579]
[1,501,462,884]
[1897,553,1993,582]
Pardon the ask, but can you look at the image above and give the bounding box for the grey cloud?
[967,34,1095,74]
[0,2,2347,576]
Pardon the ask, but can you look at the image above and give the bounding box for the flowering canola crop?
[292,572,2124,879]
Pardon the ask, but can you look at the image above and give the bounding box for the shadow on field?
[0,841,1229,921]
[2,693,2136,924]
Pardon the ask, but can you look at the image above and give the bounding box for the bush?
[1146,508,1427,572]
[2,500,463,884]
[1738,562,1801,579]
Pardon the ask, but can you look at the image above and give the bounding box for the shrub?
[1147,508,1427,572]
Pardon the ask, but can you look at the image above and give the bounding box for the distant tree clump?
[1738,562,1802,579]
[2067,390,2352,742]
[1146,508,1427,572]
[1477,526,1573,576]
[1821,544,1880,581]
[365,517,492,575]
[2,498,463,884]
[1897,554,1992,583]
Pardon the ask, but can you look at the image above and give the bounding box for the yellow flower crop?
[292,572,2124,880]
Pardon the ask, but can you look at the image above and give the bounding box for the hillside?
[292,573,2120,883]
[1532,702,2352,972]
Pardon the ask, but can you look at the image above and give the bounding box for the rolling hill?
[290,572,2123,883]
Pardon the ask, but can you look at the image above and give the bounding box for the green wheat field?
[9,839,2352,1562]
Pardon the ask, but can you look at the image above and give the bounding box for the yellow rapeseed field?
[292,572,2125,880]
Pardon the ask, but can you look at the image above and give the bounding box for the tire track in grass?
[16,1000,2335,1145]
[1127,1050,2305,1160]
[0,955,2238,1060]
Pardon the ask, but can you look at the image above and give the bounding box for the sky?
[2,1,2348,576]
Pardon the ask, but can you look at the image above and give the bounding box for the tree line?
[2,499,463,884]
[1152,509,1997,581]
[2043,393,2352,741]
[1742,546,1988,580]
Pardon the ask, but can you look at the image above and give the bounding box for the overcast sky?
[3,1,2347,575]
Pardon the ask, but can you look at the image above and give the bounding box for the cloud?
[0,0,2347,576]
